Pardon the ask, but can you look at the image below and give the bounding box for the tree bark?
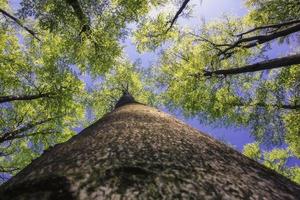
[0,101,299,199]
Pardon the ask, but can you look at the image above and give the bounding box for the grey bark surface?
[0,102,299,199]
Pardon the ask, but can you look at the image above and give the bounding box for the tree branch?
[165,0,191,33]
[236,19,300,37]
[5,130,58,142]
[193,54,300,77]
[218,22,300,58]
[0,92,54,104]
[0,8,40,41]
[232,102,300,110]
[65,0,90,35]
[0,118,54,143]
[0,166,20,173]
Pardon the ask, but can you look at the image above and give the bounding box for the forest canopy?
[0,0,299,184]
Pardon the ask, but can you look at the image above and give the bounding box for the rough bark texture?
[0,102,300,199]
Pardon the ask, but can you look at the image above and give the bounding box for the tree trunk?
[0,95,299,199]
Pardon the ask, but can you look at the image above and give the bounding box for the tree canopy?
[0,0,299,184]
[135,0,300,150]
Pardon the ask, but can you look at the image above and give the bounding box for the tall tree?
[0,97,300,199]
